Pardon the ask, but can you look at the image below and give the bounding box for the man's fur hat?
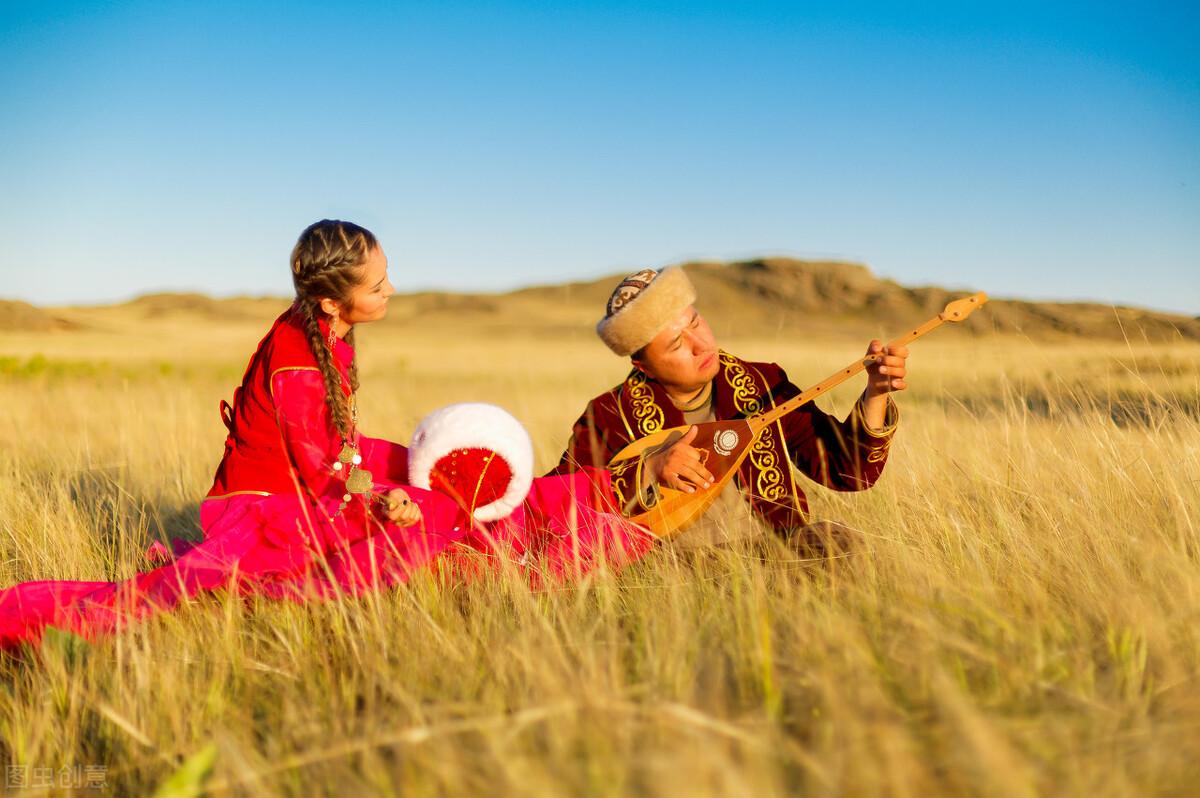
[596,267,696,356]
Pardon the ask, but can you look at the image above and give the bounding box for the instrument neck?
[748,314,944,433]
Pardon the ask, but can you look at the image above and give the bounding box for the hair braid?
[298,300,353,440]
[289,219,378,441]
[343,328,360,393]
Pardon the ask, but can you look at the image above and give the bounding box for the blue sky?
[1,1,1197,313]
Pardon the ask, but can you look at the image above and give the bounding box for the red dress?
[0,306,653,652]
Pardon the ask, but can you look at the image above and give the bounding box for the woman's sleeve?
[272,370,413,499]
[271,369,348,501]
[357,434,410,485]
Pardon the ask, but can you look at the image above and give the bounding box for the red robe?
[203,302,414,552]
[207,299,389,498]
[549,351,898,533]
[0,306,652,653]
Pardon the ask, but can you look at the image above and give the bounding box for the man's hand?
[865,339,909,397]
[647,426,715,494]
[383,488,423,527]
[862,340,909,431]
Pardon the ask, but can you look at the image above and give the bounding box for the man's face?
[633,305,720,391]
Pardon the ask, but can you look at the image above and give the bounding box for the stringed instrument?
[609,292,989,538]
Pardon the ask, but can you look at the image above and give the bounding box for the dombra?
[408,402,535,522]
[609,292,990,539]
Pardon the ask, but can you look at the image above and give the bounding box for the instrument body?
[608,418,754,535]
[610,292,988,538]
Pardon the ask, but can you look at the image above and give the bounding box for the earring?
[327,311,339,350]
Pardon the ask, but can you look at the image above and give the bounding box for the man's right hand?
[647,426,715,494]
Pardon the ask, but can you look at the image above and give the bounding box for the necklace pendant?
[337,442,356,464]
[345,466,373,494]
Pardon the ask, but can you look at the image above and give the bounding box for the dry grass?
[1,316,1198,796]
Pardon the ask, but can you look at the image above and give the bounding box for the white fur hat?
[596,267,697,357]
[408,403,534,522]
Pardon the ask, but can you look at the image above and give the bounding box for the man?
[549,266,908,550]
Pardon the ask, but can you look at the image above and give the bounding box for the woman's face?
[331,244,395,327]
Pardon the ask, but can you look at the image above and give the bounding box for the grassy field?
[1,312,1198,796]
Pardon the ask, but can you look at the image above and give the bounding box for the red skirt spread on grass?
[0,468,652,653]
[0,306,653,653]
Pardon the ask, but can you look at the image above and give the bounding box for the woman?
[0,220,653,652]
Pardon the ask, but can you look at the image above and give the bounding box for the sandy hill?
[0,299,81,332]
[6,258,1197,341]
[679,259,1199,340]
[122,292,286,320]
[404,258,1199,341]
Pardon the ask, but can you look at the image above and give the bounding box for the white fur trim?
[596,266,697,356]
[407,403,534,522]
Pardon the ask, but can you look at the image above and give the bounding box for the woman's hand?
[383,488,423,527]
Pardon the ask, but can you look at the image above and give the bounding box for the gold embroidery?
[626,370,664,435]
[609,457,640,513]
[720,353,786,501]
[612,385,635,441]
[203,489,272,501]
[751,432,787,500]
[748,359,806,517]
[720,353,764,416]
[854,395,897,464]
[854,395,900,439]
[777,416,803,513]
[267,366,321,400]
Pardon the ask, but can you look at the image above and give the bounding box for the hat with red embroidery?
[596,266,696,356]
[407,403,534,522]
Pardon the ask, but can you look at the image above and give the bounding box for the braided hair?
[290,219,378,441]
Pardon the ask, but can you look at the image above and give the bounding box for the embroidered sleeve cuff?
[854,394,900,439]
